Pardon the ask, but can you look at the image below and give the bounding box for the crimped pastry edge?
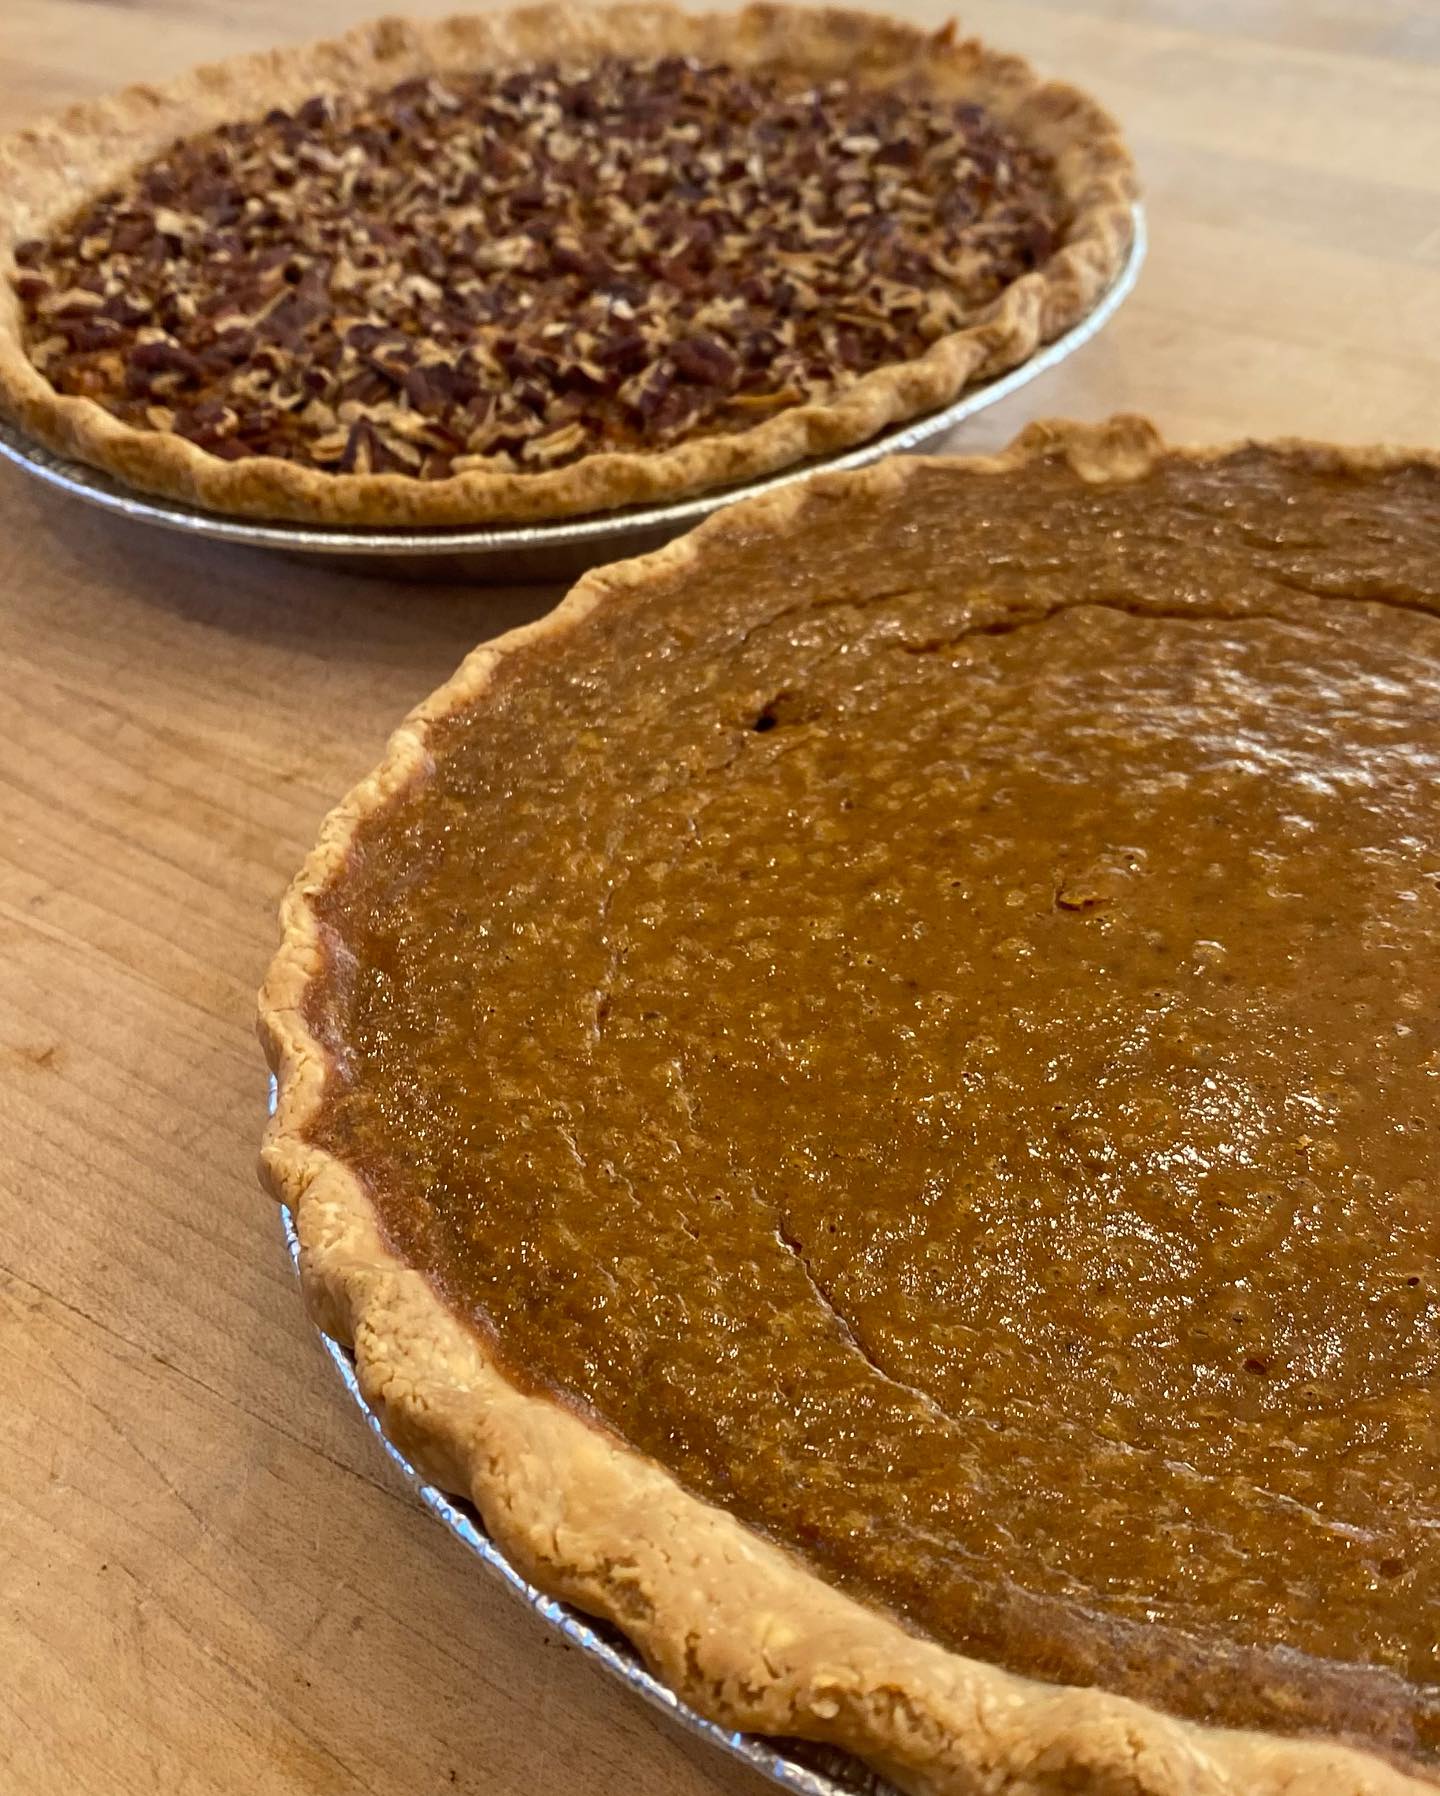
[257,417,1438,1796]
[0,3,1137,526]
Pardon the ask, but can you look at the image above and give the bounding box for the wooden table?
[2,4,1437,1792]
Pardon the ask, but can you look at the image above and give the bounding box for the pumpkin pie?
[0,4,1134,525]
[260,418,1439,1793]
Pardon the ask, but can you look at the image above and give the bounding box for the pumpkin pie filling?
[304,444,1439,1763]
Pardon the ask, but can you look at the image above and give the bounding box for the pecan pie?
[0,5,1135,525]
[261,419,1439,1794]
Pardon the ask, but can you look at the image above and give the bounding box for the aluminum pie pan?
[1,206,1144,584]
[277,1199,893,1795]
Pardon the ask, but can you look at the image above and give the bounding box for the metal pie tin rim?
[0,206,1144,567]
[277,1201,890,1794]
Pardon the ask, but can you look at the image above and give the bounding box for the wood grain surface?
[1,4,1437,1793]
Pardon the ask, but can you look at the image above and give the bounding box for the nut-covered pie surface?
[0,5,1134,524]
[261,420,1439,1796]
[15,60,1061,476]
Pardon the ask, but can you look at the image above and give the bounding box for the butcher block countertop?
[2,3,1438,1792]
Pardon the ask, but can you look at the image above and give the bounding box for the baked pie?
[261,419,1439,1794]
[0,4,1134,523]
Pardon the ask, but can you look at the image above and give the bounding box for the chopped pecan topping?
[15,56,1064,479]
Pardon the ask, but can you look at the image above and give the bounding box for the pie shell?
[258,417,1436,1796]
[0,3,1136,526]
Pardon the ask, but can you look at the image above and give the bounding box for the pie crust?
[0,4,1136,526]
[259,418,1436,1796]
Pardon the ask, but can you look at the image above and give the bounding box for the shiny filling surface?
[308,446,1440,1760]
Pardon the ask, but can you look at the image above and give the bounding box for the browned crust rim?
[0,4,1137,527]
[257,418,1438,1796]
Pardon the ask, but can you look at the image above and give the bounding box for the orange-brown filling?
[308,445,1440,1761]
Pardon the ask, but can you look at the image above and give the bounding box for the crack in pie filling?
[0,5,1135,524]
[262,421,1439,1794]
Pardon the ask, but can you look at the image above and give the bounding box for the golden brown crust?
[258,417,1438,1796]
[0,4,1136,526]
